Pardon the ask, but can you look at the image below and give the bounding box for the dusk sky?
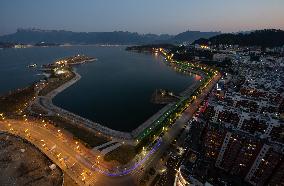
[1,0,284,35]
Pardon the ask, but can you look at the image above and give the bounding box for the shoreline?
[0,48,221,183]
[0,49,216,146]
[0,44,130,50]
[36,69,133,140]
[36,61,206,141]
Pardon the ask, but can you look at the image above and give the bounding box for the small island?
[43,54,96,69]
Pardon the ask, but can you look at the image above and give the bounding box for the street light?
[0,113,4,120]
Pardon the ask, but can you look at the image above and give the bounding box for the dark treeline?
[194,29,284,47]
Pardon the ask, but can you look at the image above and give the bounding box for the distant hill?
[0,28,221,45]
[0,29,162,44]
[171,31,221,43]
[194,29,284,47]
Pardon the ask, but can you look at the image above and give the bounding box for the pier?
[151,89,180,104]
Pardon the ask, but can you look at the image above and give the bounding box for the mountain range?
[0,28,220,45]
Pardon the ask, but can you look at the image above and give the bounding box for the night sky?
[1,0,283,35]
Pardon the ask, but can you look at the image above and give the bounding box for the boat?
[28,63,37,68]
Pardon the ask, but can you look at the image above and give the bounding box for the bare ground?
[0,133,63,186]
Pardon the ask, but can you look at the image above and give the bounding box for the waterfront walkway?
[34,70,133,140]
[32,58,211,144]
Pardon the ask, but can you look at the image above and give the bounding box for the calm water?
[0,46,197,132]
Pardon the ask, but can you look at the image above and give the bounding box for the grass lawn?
[47,115,109,148]
[0,85,36,115]
[104,145,137,165]
[39,71,74,96]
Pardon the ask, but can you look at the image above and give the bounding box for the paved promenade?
[34,70,133,140]
[35,67,206,143]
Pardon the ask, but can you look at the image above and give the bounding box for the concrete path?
[92,140,118,151]
[100,143,122,155]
